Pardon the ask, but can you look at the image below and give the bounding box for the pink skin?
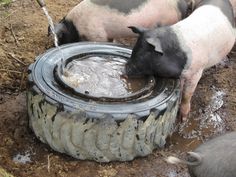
[66,0,184,41]
[172,5,235,121]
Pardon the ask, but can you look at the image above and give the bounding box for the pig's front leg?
[180,70,203,121]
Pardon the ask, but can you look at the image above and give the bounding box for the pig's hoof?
[181,116,188,122]
[27,42,181,162]
[177,111,188,122]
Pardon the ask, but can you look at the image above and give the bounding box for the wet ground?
[0,0,236,176]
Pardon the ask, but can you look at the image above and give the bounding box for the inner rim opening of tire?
[54,53,156,102]
[30,42,179,119]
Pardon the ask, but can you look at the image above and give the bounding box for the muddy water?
[169,87,228,153]
[62,56,149,97]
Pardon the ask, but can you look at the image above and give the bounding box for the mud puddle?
[169,87,228,153]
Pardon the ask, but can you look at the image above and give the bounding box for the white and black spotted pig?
[53,0,193,45]
[166,132,236,177]
[125,0,235,121]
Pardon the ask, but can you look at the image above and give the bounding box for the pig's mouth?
[125,63,143,77]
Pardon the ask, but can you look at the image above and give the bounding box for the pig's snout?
[125,64,132,75]
[125,62,151,78]
[119,66,128,79]
[125,63,137,77]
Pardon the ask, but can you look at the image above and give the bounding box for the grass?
[0,167,14,177]
[0,0,12,6]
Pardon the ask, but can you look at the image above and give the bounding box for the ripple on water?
[62,55,149,98]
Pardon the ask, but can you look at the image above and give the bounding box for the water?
[41,6,65,72]
[177,87,226,141]
[199,89,226,130]
[42,7,58,47]
[62,56,149,98]
[13,152,32,164]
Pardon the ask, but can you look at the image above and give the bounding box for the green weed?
[0,0,12,6]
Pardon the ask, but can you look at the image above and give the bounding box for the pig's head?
[126,26,187,79]
[125,26,163,77]
[48,17,80,45]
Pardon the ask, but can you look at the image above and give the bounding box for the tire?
[27,42,180,162]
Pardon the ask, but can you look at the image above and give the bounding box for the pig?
[125,0,236,121]
[166,131,236,177]
[229,0,236,17]
[53,0,195,45]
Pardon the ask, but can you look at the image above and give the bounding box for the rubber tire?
[27,42,180,162]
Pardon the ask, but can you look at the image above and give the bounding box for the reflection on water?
[171,86,227,153]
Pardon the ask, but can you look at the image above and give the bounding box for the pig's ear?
[128,26,146,34]
[146,37,163,54]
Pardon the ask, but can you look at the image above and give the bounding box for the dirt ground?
[0,0,236,177]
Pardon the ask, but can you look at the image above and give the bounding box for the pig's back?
[198,0,235,25]
[190,132,236,177]
[173,4,235,72]
[67,0,183,39]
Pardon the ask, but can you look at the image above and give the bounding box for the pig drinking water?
[53,0,193,45]
[125,0,235,120]
[166,131,236,177]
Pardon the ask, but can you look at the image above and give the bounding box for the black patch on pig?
[187,132,236,177]
[198,0,235,26]
[177,0,188,18]
[54,17,80,45]
[91,0,147,14]
[153,28,188,78]
[126,27,187,78]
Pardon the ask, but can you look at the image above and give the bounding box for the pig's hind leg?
[180,70,203,121]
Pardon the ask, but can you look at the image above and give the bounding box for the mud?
[0,0,236,177]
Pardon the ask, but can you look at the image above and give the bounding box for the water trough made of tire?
[27,42,181,162]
